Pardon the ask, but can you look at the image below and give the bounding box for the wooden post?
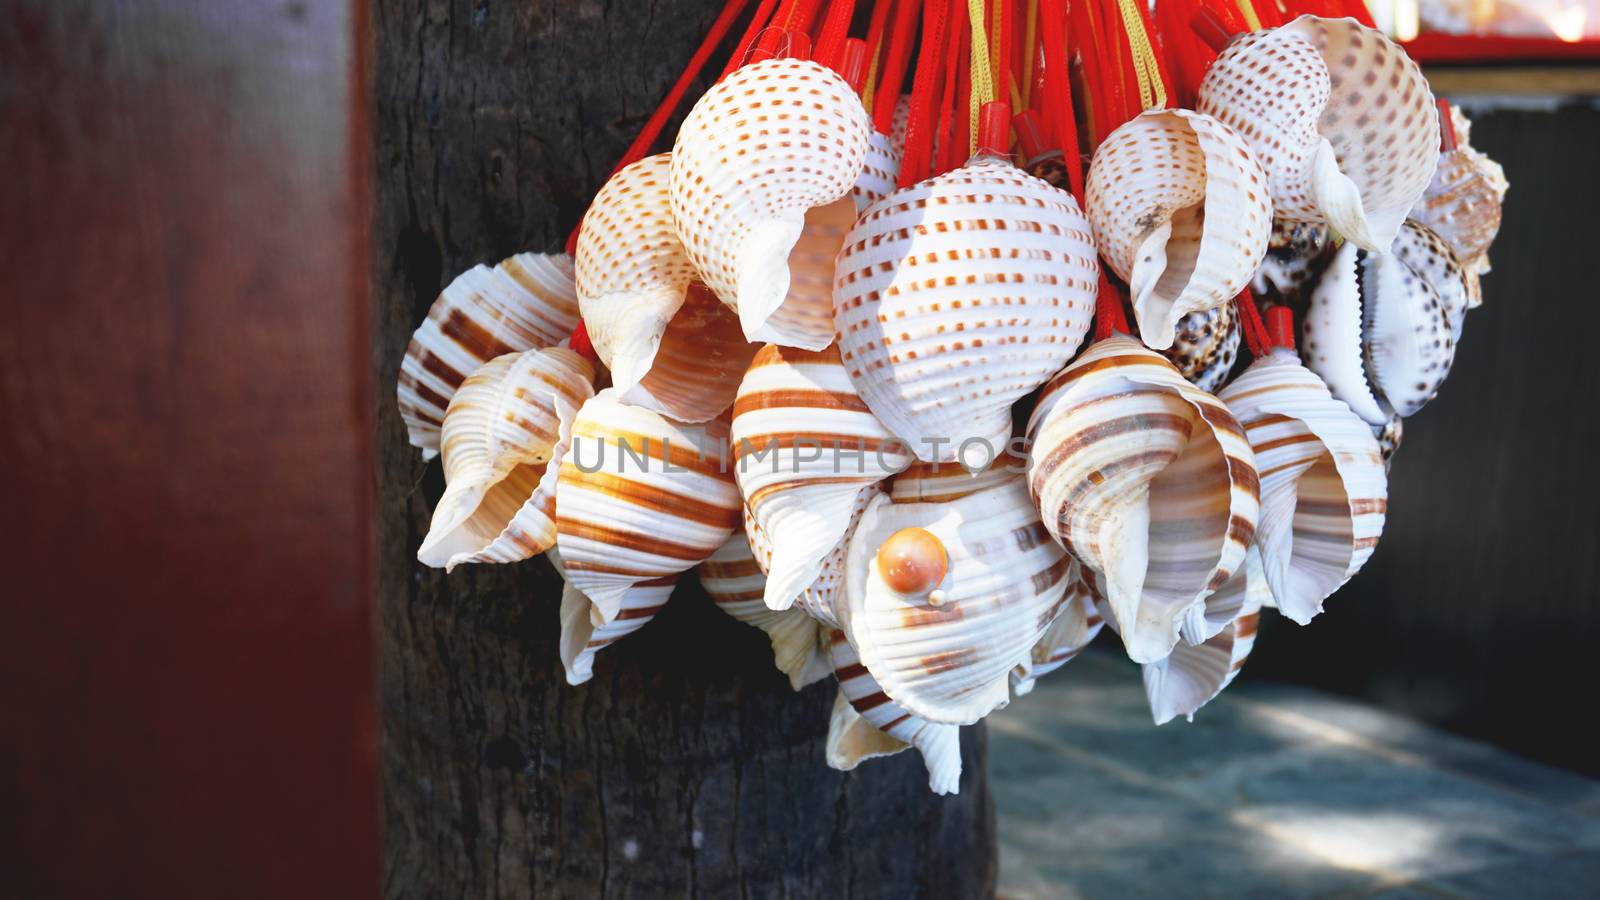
[373,1,998,896]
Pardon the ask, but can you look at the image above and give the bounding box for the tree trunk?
[372,2,998,897]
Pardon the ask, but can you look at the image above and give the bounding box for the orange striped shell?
[1197,16,1439,254]
[576,153,759,422]
[554,389,740,621]
[834,156,1099,462]
[398,252,580,458]
[825,629,962,795]
[670,58,872,349]
[1026,335,1260,664]
[551,547,678,686]
[416,347,594,571]
[1086,109,1271,350]
[698,532,831,690]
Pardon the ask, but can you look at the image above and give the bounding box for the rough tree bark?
[373,2,999,897]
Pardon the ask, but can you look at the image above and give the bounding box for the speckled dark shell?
[1162,302,1242,394]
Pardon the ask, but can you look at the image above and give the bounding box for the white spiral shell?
[1011,562,1106,696]
[417,347,595,571]
[1218,351,1388,625]
[398,252,581,458]
[825,629,962,795]
[834,156,1099,461]
[1141,545,1266,724]
[698,532,831,690]
[1196,16,1439,254]
[1086,109,1271,350]
[1026,335,1260,664]
[731,343,913,611]
[554,389,740,621]
[553,546,678,687]
[670,58,872,349]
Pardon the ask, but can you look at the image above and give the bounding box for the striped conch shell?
[398,252,581,458]
[1218,350,1388,625]
[889,457,1020,502]
[1197,16,1439,254]
[1026,334,1260,664]
[825,629,963,795]
[417,347,594,571]
[551,547,678,686]
[1411,105,1506,304]
[834,156,1099,462]
[1141,546,1266,724]
[743,482,884,629]
[1303,222,1463,423]
[575,153,759,422]
[731,343,912,611]
[1011,563,1106,697]
[554,389,740,621]
[670,58,871,349]
[1086,109,1272,350]
[698,532,831,690]
[841,474,1073,724]
[1162,303,1242,394]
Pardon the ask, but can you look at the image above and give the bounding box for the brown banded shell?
[1141,546,1266,724]
[1011,562,1106,696]
[698,532,831,690]
[398,252,581,458]
[1197,16,1439,254]
[1086,109,1272,350]
[555,550,678,686]
[824,629,962,795]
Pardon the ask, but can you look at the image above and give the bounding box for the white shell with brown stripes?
[731,344,912,612]
[1140,545,1267,724]
[398,252,581,458]
[825,628,962,794]
[669,58,872,349]
[1086,109,1271,351]
[841,474,1073,724]
[1196,16,1438,254]
[551,548,679,686]
[834,155,1099,462]
[554,389,740,622]
[1026,334,1260,664]
[698,531,832,690]
[417,347,594,572]
[576,153,760,422]
[1011,561,1106,696]
[1218,350,1388,625]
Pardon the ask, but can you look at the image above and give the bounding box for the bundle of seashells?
[396,4,1506,794]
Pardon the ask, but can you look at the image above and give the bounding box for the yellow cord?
[863,28,883,104]
[1233,0,1263,32]
[1115,0,1166,111]
[967,0,995,154]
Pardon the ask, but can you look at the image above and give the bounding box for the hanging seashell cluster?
[393,0,1506,793]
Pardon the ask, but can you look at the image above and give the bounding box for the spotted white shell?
[575,153,760,422]
[1197,16,1439,254]
[1026,335,1260,664]
[554,389,740,621]
[1141,545,1266,724]
[825,629,962,795]
[1300,243,1389,426]
[398,252,581,458]
[417,348,594,571]
[731,344,913,612]
[1162,302,1242,394]
[1011,562,1106,696]
[835,156,1098,462]
[1218,351,1388,625]
[1411,106,1506,292]
[698,532,831,690]
[841,475,1073,724]
[1390,220,1473,346]
[670,58,872,349]
[1087,109,1271,350]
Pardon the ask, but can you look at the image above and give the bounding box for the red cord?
[1037,0,1084,197]
[900,0,951,187]
[1093,272,1130,340]
[754,0,803,59]
[723,0,784,77]
[1233,290,1272,358]
[873,0,919,134]
[814,0,858,68]
[939,0,966,174]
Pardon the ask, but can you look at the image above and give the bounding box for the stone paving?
[990,650,1600,899]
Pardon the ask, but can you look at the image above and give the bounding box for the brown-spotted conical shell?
[834,156,1099,462]
[1410,104,1506,300]
[1162,302,1242,394]
[417,347,595,571]
[670,58,872,349]
[842,474,1072,724]
[398,252,581,458]
[551,547,679,686]
[1086,109,1272,350]
[825,629,962,795]
[1141,545,1266,724]
[575,153,759,422]
[731,343,912,612]
[554,389,740,621]
[1218,350,1388,625]
[1197,16,1439,254]
[698,532,831,690]
[1026,335,1260,664]
[1011,561,1106,696]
